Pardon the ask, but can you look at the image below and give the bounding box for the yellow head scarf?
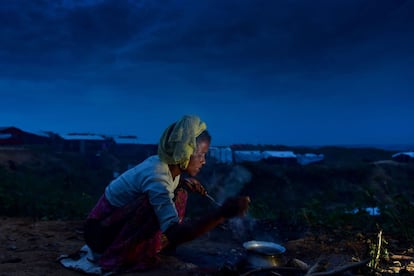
[158,115,207,169]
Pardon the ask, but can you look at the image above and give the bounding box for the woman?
[83,115,250,273]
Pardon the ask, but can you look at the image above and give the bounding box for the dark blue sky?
[1,0,413,146]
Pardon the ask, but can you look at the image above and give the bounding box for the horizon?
[2,124,413,151]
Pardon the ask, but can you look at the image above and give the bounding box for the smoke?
[228,217,256,241]
[212,165,252,203]
[201,164,283,243]
[206,165,257,241]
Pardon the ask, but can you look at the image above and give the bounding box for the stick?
[390,254,414,261]
[375,230,383,268]
[306,258,370,276]
[305,259,329,275]
[240,266,305,276]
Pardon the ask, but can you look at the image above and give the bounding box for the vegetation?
[0,147,112,219]
[195,152,414,244]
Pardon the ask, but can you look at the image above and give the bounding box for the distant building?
[262,150,298,165]
[208,146,233,164]
[392,152,414,163]
[234,150,262,163]
[111,134,157,163]
[0,126,51,145]
[113,135,140,145]
[225,149,324,165]
[296,153,325,165]
[59,133,112,154]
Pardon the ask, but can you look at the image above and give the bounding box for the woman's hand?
[181,177,207,195]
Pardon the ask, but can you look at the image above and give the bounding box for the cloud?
[2,0,413,80]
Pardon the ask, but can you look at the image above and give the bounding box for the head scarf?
[158,115,207,169]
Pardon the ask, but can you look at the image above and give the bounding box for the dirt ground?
[0,216,413,276]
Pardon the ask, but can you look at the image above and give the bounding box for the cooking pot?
[243,240,286,268]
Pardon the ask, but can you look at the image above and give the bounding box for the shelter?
[233,150,262,163]
[59,133,111,154]
[262,151,298,165]
[208,146,233,164]
[0,127,50,145]
[113,135,139,145]
[392,152,414,163]
[296,153,325,165]
[111,134,157,163]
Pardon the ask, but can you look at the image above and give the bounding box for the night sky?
[1,0,413,146]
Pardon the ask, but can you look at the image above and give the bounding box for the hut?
[0,126,50,145]
[392,152,414,163]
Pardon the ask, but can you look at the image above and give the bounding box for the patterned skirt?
[84,188,188,273]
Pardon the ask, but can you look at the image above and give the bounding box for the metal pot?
[243,240,286,268]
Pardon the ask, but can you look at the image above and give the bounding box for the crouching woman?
[83,115,250,273]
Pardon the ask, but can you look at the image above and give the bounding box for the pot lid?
[243,240,286,255]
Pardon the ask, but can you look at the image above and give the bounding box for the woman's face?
[186,140,210,176]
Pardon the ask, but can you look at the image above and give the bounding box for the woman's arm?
[164,196,250,247]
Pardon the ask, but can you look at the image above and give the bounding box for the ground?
[2,217,413,276]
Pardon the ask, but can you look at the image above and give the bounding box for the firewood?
[306,258,370,276]
[390,254,414,261]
